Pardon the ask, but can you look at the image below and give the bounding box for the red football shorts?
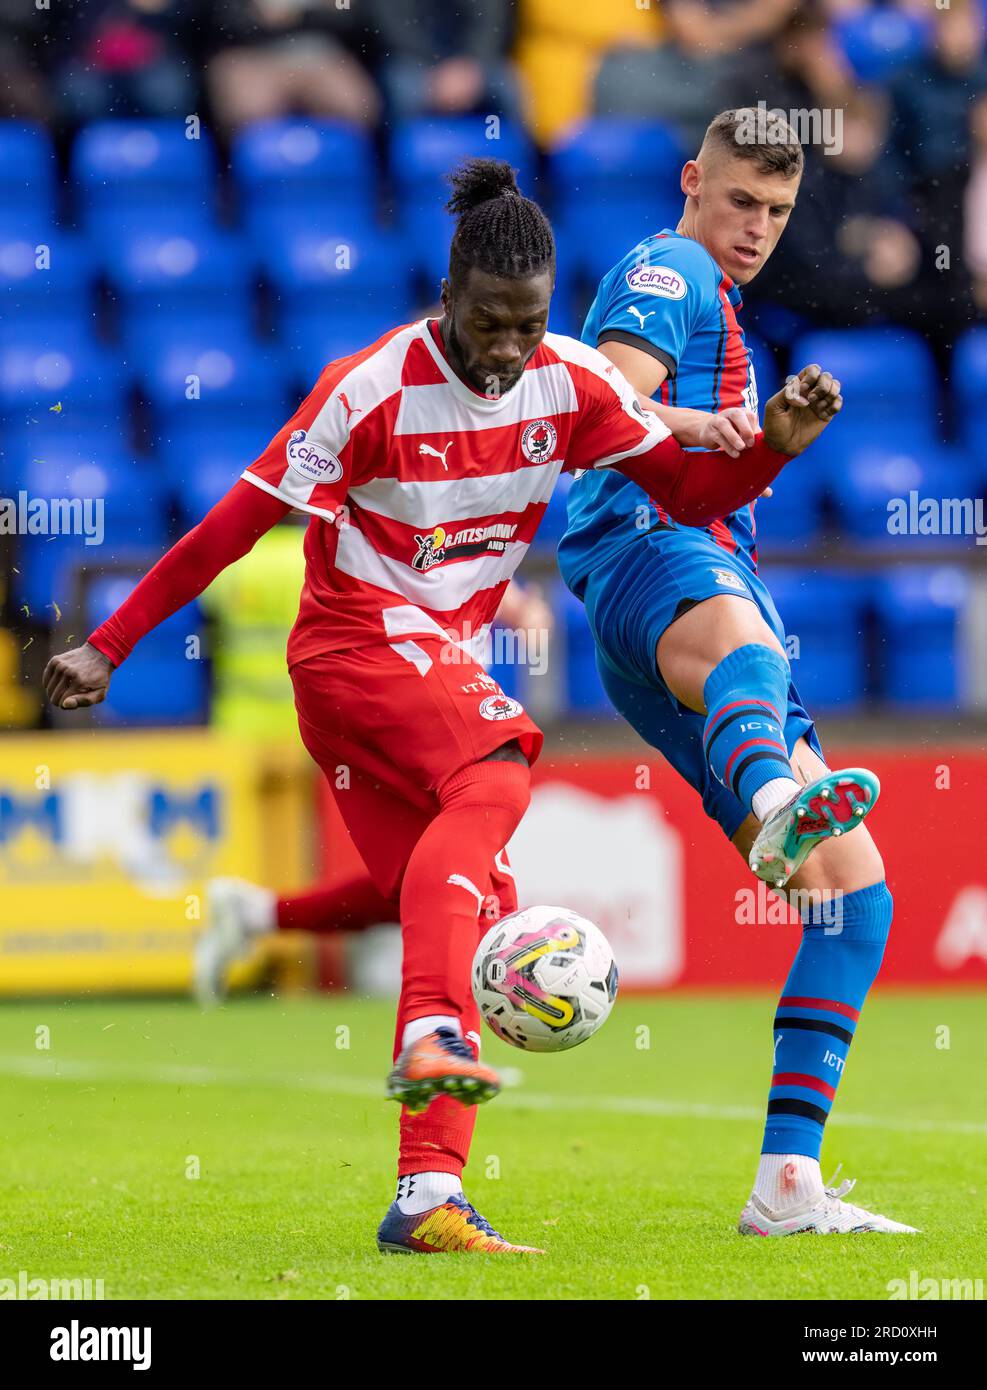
[289,637,543,900]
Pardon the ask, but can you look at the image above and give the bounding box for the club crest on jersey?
[712,567,746,592]
[521,419,557,463]
[285,429,344,484]
[625,265,688,301]
[479,694,523,721]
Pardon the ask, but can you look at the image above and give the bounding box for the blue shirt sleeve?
[594,237,718,379]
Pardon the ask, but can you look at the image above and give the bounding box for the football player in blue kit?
[559,108,916,1236]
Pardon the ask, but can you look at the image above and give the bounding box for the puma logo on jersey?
[419,441,453,469]
[628,305,656,329]
[338,392,361,424]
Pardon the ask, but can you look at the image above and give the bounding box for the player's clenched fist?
[698,406,758,459]
[762,363,843,457]
[43,642,113,710]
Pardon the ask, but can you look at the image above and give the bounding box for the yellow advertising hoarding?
[0,732,313,994]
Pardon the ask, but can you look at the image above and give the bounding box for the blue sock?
[702,644,794,813]
[762,881,893,1159]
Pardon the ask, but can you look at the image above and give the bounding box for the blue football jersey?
[559,229,760,599]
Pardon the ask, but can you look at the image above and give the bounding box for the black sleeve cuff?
[597,331,678,379]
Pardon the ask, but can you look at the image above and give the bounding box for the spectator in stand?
[593,0,798,150]
[0,0,51,120]
[513,0,663,146]
[206,0,381,134]
[49,0,202,123]
[755,91,922,321]
[746,3,976,363]
[369,0,520,125]
[966,93,987,312]
[888,0,987,326]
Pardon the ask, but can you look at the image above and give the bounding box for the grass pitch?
[0,992,984,1300]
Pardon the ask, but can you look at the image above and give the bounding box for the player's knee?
[822,879,893,948]
[792,829,885,898]
[481,738,530,767]
[699,642,791,737]
[438,756,531,831]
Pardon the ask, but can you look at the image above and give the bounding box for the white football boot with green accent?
[749,768,880,889]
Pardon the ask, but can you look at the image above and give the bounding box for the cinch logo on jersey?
[412,522,519,572]
[521,419,557,462]
[625,265,688,300]
[479,694,523,721]
[285,429,344,484]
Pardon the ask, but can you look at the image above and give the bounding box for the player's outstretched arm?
[43,479,291,712]
[636,394,759,459]
[611,427,793,527]
[615,363,842,523]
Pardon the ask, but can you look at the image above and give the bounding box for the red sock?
[397,759,530,1021]
[276,877,396,935]
[395,759,530,1179]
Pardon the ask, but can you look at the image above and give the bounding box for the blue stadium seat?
[160,426,275,523]
[835,8,932,82]
[549,120,686,284]
[0,233,98,346]
[85,575,207,725]
[139,336,288,443]
[750,468,825,550]
[789,327,939,445]
[559,585,616,716]
[390,118,536,285]
[951,326,987,452]
[546,253,580,338]
[760,569,868,710]
[0,122,57,228]
[233,119,377,242]
[108,230,254,354]
[72,120,217,243]
[830,443,979,544]
[875,567,968,707]
[264,228,416,371]
[281,318,407,383]
[0,339,127,426]
[746,330,781,402]
[2,420,131,488]
[746,301,812,351]
[14,447,169,615]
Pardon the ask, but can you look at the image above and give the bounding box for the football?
[472,906,618,1052]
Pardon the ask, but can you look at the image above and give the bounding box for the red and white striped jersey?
[242,318,672,666]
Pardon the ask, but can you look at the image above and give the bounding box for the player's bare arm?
[599,338,758,458]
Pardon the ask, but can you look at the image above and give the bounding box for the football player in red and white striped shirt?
[45,158,841,1255]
